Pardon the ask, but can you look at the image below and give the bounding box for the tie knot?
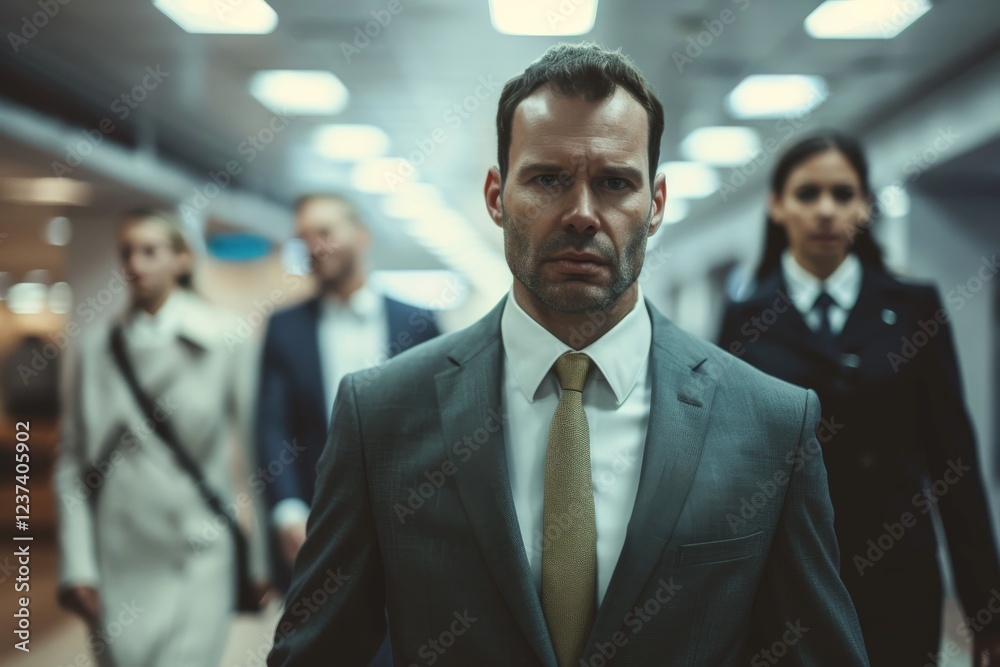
[554,352,591,393]
[813,290,836,311]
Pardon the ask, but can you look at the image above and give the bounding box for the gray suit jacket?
[268,296,869,666]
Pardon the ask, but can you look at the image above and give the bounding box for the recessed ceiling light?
[46,216,72,246]
[657,162,719,199]
[726,75,828,119]
[312,125,390,161]
[0,178,92,206]
[49,282,73,314]
[879,185,910,218]
[6,282,47,314]
[382,183,444,219]
[350,158,419,193]
[154,0,278,34]
[488,0,598,36]
[805,0,931,39]
[680,127,762,167]
[250,70,348,115]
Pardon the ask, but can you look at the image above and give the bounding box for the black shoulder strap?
[108,325,239,532]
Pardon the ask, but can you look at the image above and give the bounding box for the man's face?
[486,85,665,314]
[295,198,370,288]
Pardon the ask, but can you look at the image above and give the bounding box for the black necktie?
[813,290,836,345]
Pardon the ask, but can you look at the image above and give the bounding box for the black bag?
[100,325,262,613]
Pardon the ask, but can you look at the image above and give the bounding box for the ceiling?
[1,0,1000,258]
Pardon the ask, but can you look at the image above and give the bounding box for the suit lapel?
[585,302,717,648]
[745,273,843,367]
[836,267,890,352]
[299,298,328,420]
[435,296,558,667]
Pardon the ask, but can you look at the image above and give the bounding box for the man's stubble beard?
[501,205,651,314]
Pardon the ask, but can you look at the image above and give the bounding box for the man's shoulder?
[655,316,811,421]
[350,325,474,394]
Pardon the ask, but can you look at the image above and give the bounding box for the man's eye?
[605,177,630,191]
[535,175,563,190]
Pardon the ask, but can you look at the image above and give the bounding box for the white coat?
[54,289,268,667]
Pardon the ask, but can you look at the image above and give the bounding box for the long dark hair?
[754,131,886,283]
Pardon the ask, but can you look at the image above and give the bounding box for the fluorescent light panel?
[657,162,719,199]
[154,0,278,34]
[350,158,419,193]
[726,75,828,119]
[680,127,761,167]
[488,0,598,35]
[250,70,348,115]
[805,0,931,39]
[313,125,390,161]
[0,178,92,206]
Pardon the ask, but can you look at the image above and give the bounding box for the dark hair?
[496,42,664,186]
[293,192,364,226]
[120,207,196,290]
[754,131,885,282]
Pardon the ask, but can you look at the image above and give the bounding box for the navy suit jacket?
[257,295,441,512]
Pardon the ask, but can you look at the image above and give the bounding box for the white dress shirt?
[500,285,651,608]
[781,251,862,335]
[273,284,388,528]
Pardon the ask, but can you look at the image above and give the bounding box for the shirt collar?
[500,284,651,406]
[126,288,184,337]
[781,250,862,312]
[320,283,382,319]
[123,289,215,349]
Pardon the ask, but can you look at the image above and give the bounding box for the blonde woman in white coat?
[54,209,269,667]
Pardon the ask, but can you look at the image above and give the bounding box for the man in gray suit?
[268,43,869,666]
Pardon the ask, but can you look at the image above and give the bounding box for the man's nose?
[561,182,601,234]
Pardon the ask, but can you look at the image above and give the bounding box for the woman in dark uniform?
[718,132,1000,666]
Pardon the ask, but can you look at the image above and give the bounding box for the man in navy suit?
[257,193,440,586]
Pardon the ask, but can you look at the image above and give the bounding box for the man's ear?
[647,171,667,237]
[484,167,504,228]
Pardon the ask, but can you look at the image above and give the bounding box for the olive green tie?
[542,352,597,667]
